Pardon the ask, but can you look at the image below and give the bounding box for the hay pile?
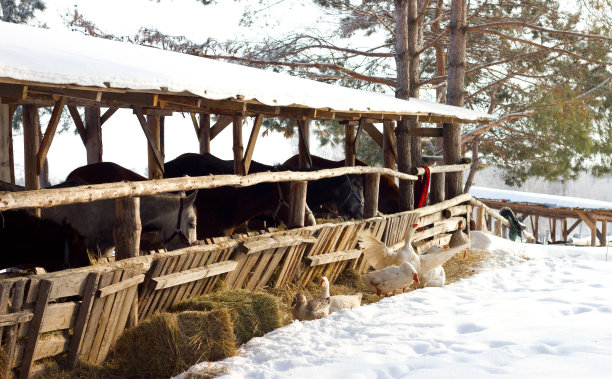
[173,290,281,345]
[108,309,236,378]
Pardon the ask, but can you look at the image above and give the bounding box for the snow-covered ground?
[180,232,612,378]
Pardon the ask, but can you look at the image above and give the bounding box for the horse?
[48,162,198,256]
[164,153,364,238]
[0,210,90,272]
[283,154,399,215]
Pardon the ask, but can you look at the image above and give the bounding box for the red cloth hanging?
[414,166,431,209]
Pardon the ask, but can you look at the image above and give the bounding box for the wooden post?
[364,173,380,218]
[22,105,40,192]
[20,280,53,379]
[345,123,355,167]
[494,219,502,237]
[602,220,608,246]
[232,116,244,175]
[298,118,312,168]
[160,116,165,158]
[551,218,557,243]
[383,121,396,170]
[0,100,11,182]
[114,197,141,260]
[146,115,163,179]
[534,215,539,242]
[85,106,102,164]
[562,218,568,242]
[199,113,211,154]
[288,181,307,228]
[591,221,597,247]
[429,173,445,204]
[476,206,485,231]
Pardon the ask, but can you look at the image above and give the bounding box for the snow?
[471,185,612,211]
[179,232,612,378]
[0,21,490,122]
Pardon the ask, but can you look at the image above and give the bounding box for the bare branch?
[467,22,612,42]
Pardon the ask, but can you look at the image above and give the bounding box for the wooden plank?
[77,271,112,361]
[164,251,199,309]
[140,255,176,318]
[363,122,383,147]
[0,311,33,328]
[97,269,133,363]
[14,333,70,366]
[0,281,10,339]
[242,114,263,174]
[152,260,238,290]
[100,107,118,125]
[133,106,164,173]
[36,97,66,174]
[246,250,275,290]
[111,276,140,343]
[67,272,99,368]
[210,115,233,139]
[408,127,443,137]
[231,253,260,289]
[306,249,362,266]
[257,247,288,288]
[19,279,53,379]
[97,274,145,297]
[3,279,25,378]
[239,235,314,255]
[158,253,195,311]
[86,270,122,363]
[67,105,87,145]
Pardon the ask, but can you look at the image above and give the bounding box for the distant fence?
[0,194,471,378]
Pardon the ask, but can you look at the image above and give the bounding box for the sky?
[179,231,612,378]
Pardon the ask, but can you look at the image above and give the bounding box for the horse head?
[163,190,198,249]
[335,174,364,220]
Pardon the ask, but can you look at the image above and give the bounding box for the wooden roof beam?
[133,106,164,169]
[67,105,86,145]
[36,96,67,174]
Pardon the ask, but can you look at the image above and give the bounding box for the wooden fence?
[470,198,536,242]
[0,194,471,378]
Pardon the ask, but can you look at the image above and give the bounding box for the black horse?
[164,153,364,238]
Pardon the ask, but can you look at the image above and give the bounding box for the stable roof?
[0,21,491,123]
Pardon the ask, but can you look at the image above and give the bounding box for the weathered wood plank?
[239,235,315,255]
[19,279,53,379]
[151,261,238,291]
[67,272,99,368]
[3,279,26,378]
[0,311,33,328]
[306,249,362,266]
[36,96,66,173]
[97,274,145,298]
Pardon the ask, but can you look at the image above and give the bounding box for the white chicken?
[361,261,419,297]
[320,276,362,313]
[358,213,420,270]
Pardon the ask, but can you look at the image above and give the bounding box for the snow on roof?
[470,186,612,211]
[0,21,491,122]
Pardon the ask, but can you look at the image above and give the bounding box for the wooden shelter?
[0,21,492,377]
[471,186,612,246]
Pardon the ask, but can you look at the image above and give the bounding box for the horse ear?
[184,189,198,204]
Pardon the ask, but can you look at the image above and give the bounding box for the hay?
[443,249,490,284]
[173,290,281,346]
[108,310,236,379]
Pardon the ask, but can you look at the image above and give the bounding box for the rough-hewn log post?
[429,173,445,205]
[298,118,311,168]
[345,123,356,167]
[364,174,380,218]
[0,100,11,182]
[232,116,244,175]
[476,206,485,231]
[494,219,502,237]
[383,121,396,170]
[114,197,141,261]
[444,0,467,199]
[85,107,102,164]
[199,113,211,154]
[591,219,597,247]
[22,105,40,191]
[534,215,539,241]
[602,220,608,246]
[408,0,422,172]
[146,114,163,179]
[288,181,308,228]
[430,0,446,205]
[562,219,568,241]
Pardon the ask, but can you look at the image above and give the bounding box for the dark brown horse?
[164,153,364,238]
[56,162,198,255]
[0,210,89,272]
[284,155,399,214]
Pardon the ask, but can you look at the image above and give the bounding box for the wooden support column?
[382,121,396,170]
[0,100,11,182]
[551,218,557,243]
[232,116,244,175]
[345,123,356,167]
[364,173,380,218]
[243,114,263,174]
[534,215,539,242]
[591,220,597,247]
[199,113,211,154]
[288,181,308,228]
[602,220,608,246]
[297,118,312,168]
[146,115,163,179]
[22,105,40,191]
[114,197,141,261]
[429,173,445,205]
[476,206,485,231]
[494,219,502,237]
[85,107,103,164]
[562,219,568,241]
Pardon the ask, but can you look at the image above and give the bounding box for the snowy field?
[180,232,612,378]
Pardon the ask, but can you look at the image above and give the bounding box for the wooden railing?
[470,198,536,242]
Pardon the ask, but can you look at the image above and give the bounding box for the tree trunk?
[444,0,467,199]
[463,136,479,193]
[408,0,422,169]
[395,0,413,211]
